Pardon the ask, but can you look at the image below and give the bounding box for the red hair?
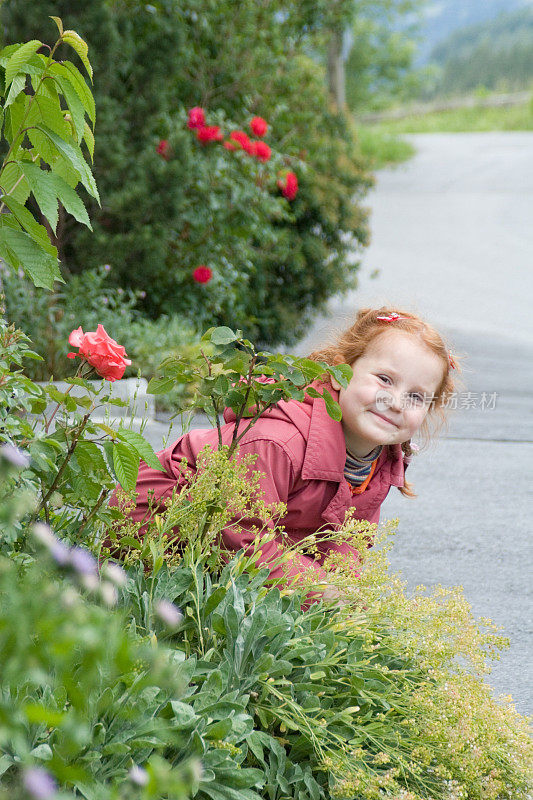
[308,306,462,497]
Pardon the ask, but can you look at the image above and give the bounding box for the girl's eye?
[377,375,391,384]
[410,393,424,405]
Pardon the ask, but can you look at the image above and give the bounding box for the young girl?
[121,307,457,598]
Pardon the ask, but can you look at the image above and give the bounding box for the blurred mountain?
[417,0,533,63]
[424,5,533,96]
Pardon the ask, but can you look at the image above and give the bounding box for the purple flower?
[139,291,146,299]
[32,524,70,565]
[103,562,127,587]
[0,443,30,469]
[103,264,111,272]
[100,580,118,606]
[102,297,109,305]
[50,541,71,566]
[129,765,149,786]
[23,767,57,799]
[69,547,98,576]
[155,599,182,628]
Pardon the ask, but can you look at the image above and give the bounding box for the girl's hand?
[321,584,349,607]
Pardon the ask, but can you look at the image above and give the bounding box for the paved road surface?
[142,134,533,714]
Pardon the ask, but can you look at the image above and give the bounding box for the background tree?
[344,0,427,113]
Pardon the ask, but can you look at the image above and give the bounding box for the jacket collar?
[301,387,406,487]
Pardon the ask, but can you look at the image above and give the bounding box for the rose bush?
[67,324,132,382]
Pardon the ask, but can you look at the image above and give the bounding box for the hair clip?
[376,313,405,322]
[448,353,457,370]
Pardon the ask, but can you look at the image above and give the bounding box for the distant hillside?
[416,0,533,63]
[426,7,533,96]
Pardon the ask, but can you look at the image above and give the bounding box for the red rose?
[277,170,298,201]
[250,116,268,137]
[192,265,213,284]
[67,324,131,382]
[196,125,223,143]
[229,130,253,154]
[223,140,238,151]
[187,107,206,129]
[156,139,171,160]
[251,141,271,162]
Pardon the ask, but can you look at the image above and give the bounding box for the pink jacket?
[121,386,407,587]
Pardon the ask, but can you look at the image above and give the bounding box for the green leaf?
[112,442,139,491]
[205,718,233,740]
[60,61,96,125]
[29,744,53,761]
[24,702,65,727]
[0,161,30,205]
[4,91,26,142]
[26,91,71,140]
[50,170,92,228]
[204,586,227,618]
[22,162,58,231]
[116,428,165,472]
[321,388,342,422]
[83,120,95,160]
[5,72,26,107]
[62,30,93,80]
[34,123,99,202]
[170,700,197,728]
[4,40,41,88]
[1,195,57,257]
[209,326,239,345]
[50,16,64,36]
[0,223,62,289]
[329,363,352,387]
[53,72,86,143]
[23,162,92,230]
[147,376,174,395]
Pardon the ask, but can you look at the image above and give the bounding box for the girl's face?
[331,331,445,457]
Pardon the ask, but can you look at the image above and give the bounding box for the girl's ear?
[329,372,342,391]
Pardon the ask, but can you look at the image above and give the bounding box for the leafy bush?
[0,1,372,345]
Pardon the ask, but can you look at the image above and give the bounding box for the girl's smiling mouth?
[369,410,399,427]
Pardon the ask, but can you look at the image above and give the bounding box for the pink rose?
[277,170,298,201]
[156,139,171,160]
[251,141,271,162]
[250,116,268,137]
[196,125,223,143]
[187,107,206,129]
[229,130,253,154]
[192,266,213,284]
[67,324,131,382]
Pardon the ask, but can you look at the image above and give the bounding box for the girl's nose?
[388,389,403,412]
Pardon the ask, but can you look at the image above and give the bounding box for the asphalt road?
[143,133,532,714]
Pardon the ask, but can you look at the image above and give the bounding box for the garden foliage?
[0,22,532,800]
[1,0,372,345]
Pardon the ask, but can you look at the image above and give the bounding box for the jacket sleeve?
[220,437,328,590]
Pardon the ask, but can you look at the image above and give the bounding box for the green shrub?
[0,1,372,345]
